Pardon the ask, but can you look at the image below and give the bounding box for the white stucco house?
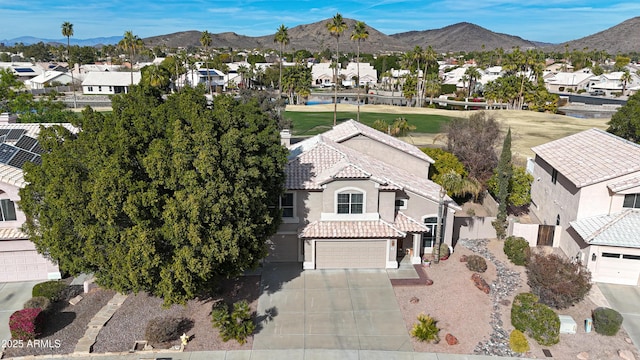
[81,71,141,95]
[589,71,640,96]
[27,70,73,90]
[311,62,377,88]
[530,128,640,285]
[544,71,595,93]
[267,120,459,269]
[0,121,79,282]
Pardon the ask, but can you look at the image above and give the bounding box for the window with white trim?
[422,217,437,248]
[337,192,363,214]
[280,193,294,218]
[395,199,408,209]
[0,199,17,221]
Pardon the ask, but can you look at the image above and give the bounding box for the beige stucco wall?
[0,182,27,227]
[379,191,396,222]
[340,134,430,178]
[322,179,379,215]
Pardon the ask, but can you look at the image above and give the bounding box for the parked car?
[590,90,605,96]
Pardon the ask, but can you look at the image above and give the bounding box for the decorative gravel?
[2,287,116,357]
[92,275,261,353]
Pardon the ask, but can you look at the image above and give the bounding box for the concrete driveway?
[597,283,640,350]
[0,281,39,344]
[253,263,412,351]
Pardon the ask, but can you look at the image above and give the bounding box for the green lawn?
[284,111,454,136]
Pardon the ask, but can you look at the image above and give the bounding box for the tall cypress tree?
[494,127,512,239]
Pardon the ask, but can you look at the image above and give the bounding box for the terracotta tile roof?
[570,209,640,248]
[299,219,405,238]
[0,163,25,187]
[287,136,459,209]
[0,227,28,240]
[323,120,434,164]
[608,175,640,193]
[394,212,429,233]
[532,128,640,188]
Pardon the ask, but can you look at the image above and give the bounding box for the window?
[422,217,437,248]
[601,252,621,258]
[623,254,640,260]
[623,194,640,209]
[551,168,558,184]
[337,192,363,214]
[98,86,102,92]
[87,86,93,92]
[280,193,294,218]
[556,214,560,226]
[395,199,407,209]
[0,199,16,221]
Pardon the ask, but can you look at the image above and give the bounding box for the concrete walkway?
[597,283,640,351]
[73,293,129,354]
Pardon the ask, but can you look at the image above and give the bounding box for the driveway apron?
[597,283,640,350]
[253,263,412,351]
[0,281,39,344]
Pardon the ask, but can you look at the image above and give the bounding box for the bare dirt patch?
[393,239,640,359]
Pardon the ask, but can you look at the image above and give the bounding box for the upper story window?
[0,199,17,221]
[337,192,363,214]
[623,194,640,209]
[280,193,294,217]
[395,199,408,209]
[551,168,558,184]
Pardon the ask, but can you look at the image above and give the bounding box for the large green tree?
[20,86,288,305]
[608,91,640,143]
[493,128,512,239]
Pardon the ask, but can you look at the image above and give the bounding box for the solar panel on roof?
[15,68,35,73]
[0,143,18,164]
[0,129,9,136]
[31,143,43,154]
[7,150,36,168]
[15,135,38,152]
[6,129,25,141]
[31,155,42,166]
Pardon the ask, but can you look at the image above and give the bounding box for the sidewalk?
[5,349,535,360]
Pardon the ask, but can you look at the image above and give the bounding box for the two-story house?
[530,128,640,285]
[0,121,76,282]
[267,120,459,269]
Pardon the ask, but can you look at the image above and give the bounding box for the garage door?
[266,234,299,262]
[316,240,386,269]
[594,252,640,285]
[0,250,51,282]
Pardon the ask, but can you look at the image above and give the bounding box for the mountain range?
[3,17,639,55]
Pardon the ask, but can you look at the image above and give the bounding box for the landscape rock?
[460,255,468,262]
[424,279,434,286]
[410,296,419,304]
[619,349,636,360]
[577,351,589,359]
[471,273,490,294]
[69,295,83,306]
[446,333,459,345]
[625,338,633,344]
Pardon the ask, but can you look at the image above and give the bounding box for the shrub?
[32,281,66,302]
[504,236,530,266]
[410,313,440,343]
[145,316,193,345]
[23,296,51,312]
[509,329,530,353]
[510,292,559,346]
[439,243,450,259]
[593,307,623,336]
[9,308,41,341]
[466,255,487,273]
[211,300,255,344]
[526,252,592,309]
[511,293,539,332]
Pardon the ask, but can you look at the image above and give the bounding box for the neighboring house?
[589,72,640,96]
[311,62,335,87]
[0,62,43,82]
[340,62,378,87]
[0,120,78,282]
[530,128,640,285]
[27,70,73,90]
[81,71,141,95]
[544,71,594,93]
[178,68,226,91]
[268,120,459,269]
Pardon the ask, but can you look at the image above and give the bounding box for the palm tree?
[199,30,213,93]
[464,66,482,98]
[351,21,369,122]
[439,170,482,201]
[274,24,289,97]
[61,22,77,108]
[621,69,632,96]
[119,31,143,86]
[326,13,348,126]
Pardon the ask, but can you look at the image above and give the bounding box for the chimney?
[280,129,291,147]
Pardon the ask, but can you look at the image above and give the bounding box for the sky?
[1,0,640,44]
